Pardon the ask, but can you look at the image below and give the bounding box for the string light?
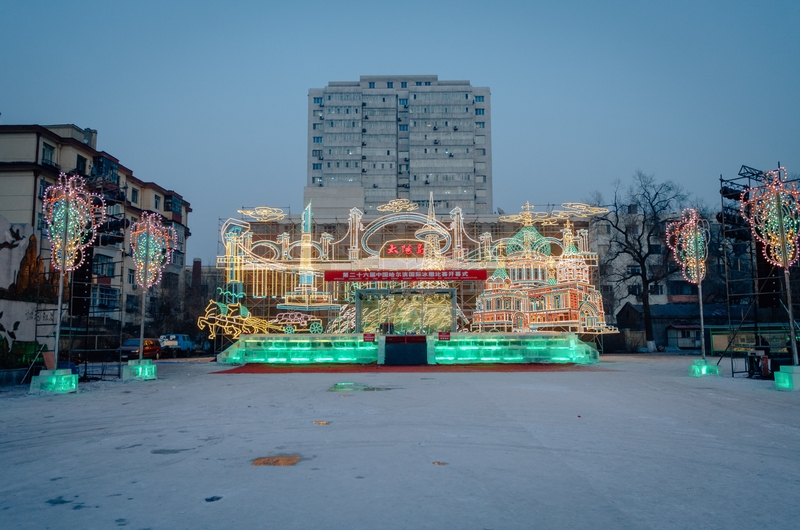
[130,212,177,289]
[666,208,709,284]
[42,172,107,271]
[740,167,800,268]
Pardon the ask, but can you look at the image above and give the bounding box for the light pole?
[42,173,106,369]
[666,209,710,359]
[741,168,800,367]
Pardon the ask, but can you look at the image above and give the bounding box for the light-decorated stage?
[202,195,616,365]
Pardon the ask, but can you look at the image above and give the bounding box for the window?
[346,108,350,114]
[476,148,485,156]
[627,265,642,275]
[475,95,484,102]
[154,195,161,210]
[312,150,322,157]
[476,175,486,183]
[312,163,322,170]
[628,284,642,296]
[76,155,87,174]
[386,150,390,156]
[399,99,408,105]
[416,81,422,86]
[649,283,664,295]
[387,82,393,88]
[37,212,44,230]
[355,162,359,168]
[336,162,340,168]
[401,82,407,88]
[128,268,135,284]
[651,244,662,255]
[313,123,322,129]
[369,82,375,88]
[399,124,408,131]
[92,285,120,309]
[93,254,115,277]
[476,122,485,128]
[38,178,48,199]
[475,108,485,115]
[131,188,139,204]
[42,143,54,165]
[313,97,323,104]
[327,162,331,168]
[313,136,322,143]
[424,81,431,86]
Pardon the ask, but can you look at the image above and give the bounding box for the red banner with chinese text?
[324,270,488,282]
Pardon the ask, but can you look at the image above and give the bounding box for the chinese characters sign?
[324,270,488,282]
[384,242,425,257]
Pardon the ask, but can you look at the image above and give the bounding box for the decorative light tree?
[666,208,710,363]
[130,212,176,367]
[741,167,800,368]
[42,173,106,372]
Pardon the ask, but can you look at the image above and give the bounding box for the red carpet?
[213,363,608,374]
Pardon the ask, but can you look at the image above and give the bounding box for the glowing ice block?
[433,332,599,364]
[775,365,800,391]
[217,334,379,365]
[688,359,720,377]
[29,369,78,394]
[122,359,157,381]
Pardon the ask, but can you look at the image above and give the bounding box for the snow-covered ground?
[1,355,799,529]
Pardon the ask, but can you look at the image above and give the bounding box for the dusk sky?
[2,0,798,263]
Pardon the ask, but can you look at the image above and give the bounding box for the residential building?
[0,124,191,340]
[305,75,492,219]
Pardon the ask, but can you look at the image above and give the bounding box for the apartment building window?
[424,81,431,86]
[650,244,662,254]
[628,284,642,296]
[415,81,422,86]
[312,150,322,157]
[475,95,484,102]
[76,155,87,174]
[42,143,55,165]
[649,283,664,295]
[312,177,322,184]
[399,99,408,105]
[38,178,48,199]
[401,82,407,88]
[93,254,115,277]
[327,162,331,168]
[387,82,393,88]
[154,195,161,210]
[128,268,135,284]
[399,124,408,131]
[312,163,322,170]
[37,213,44,230]
[313,97,323,104]
[369,82,375,88]
[313,123,322,129]
[354,162,359,168]
[476,122,485,128]
[475,108,485,115]
[313,136,322,143]
[131,188,139,204]
[627,265,642,275]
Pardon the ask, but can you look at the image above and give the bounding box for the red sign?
[363,333,376,342]
[324,270,488,282]
[385,243,425,257]
[438,332,451,341]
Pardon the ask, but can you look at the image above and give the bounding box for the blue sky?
[2,0,798,262]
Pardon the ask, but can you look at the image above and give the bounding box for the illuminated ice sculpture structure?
[740,168,800,390]
[207,197,616,365]
[666,209,718,377]
[123,212,176,381]
[32,173,106,393]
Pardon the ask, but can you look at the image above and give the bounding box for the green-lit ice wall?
[217,332,598,365]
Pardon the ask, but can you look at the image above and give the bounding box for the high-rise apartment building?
[305,75,492,219]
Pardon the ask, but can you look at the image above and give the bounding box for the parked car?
[159,334,194,357]
[120,338,163,361]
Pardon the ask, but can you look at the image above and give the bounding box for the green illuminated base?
[29,369,78,394]
[775,365,800,391]
[217,334,378,365]
[688,359,720,377]
[434,333,598,365]
[217,332,599,365]
[122,359,157,381]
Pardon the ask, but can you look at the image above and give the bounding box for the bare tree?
[593,171,689,352]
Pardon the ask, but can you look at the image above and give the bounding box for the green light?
[688,359,719,377]
[433,333,598,365]
[775,371,794,390]
[29,369,78,394]
[122,359,157,381]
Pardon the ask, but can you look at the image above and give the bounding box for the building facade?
[305,75,492,219]
[0,124,191,338]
